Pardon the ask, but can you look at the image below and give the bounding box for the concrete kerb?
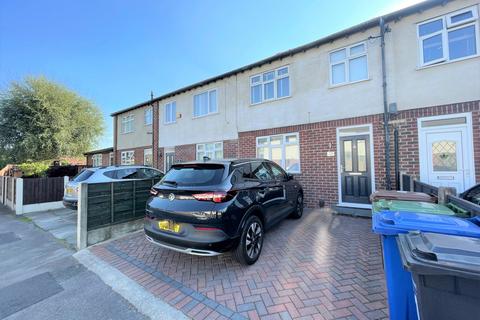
[74,249,189,320]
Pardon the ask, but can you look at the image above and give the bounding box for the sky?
[0,0,423,149]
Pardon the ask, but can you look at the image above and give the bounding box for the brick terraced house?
[109,0,480,212]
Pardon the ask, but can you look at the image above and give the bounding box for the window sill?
[192,112,219,120]
[120,131,134,135]
[416,54,479,71]
[163,121,177,126]
[250,95,291,107]
[328,78,371,89]
[144,123,152,127]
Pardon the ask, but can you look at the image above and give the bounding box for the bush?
[17,161,51,178]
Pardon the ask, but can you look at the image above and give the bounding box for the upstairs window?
[418,6,478,66]
[250,66,290,105]
[193,89,217,117]
[330,42,368,86]
[164,101,176,124]
[144,107,152,126]
[121,114,134,134]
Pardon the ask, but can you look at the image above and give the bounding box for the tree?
[0,77,104,164]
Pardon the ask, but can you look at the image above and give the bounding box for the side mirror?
[287,173,294,181]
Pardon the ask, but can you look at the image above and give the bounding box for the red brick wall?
[174,144,196,163]
[239,100,480,208]
[223,139,239,159]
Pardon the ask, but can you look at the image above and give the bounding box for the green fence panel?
[86,178,160,231]
[86,182,112,230]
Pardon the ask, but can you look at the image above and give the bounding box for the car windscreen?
[72,169,94,182]
[160,164,225,186]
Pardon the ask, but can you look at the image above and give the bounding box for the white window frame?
[92,154,102,167]
[143,148,153,166]
[144,107,152,126]
[121,150,135,165]
[250,65,290,105]
[164,101,176,124]
[256,133,301,173]
[196,142,223,160]
[417,6,479,67]
[329,42,368,87]
[121,114,134,134]
[193,89,218,118]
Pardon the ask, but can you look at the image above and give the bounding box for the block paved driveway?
[90,208,388,320]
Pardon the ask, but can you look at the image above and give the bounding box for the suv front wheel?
[233,215,264,265]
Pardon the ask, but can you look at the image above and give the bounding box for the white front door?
[425,130,465,191]
[418,113,475,193]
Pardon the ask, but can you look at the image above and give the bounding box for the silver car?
[63,166,164,210]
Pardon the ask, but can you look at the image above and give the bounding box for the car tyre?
[233,215,264,265]
[290,192,304,219]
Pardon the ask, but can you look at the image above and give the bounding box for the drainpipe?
[380,17,391,190]
[394,127,400,190]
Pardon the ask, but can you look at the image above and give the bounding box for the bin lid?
[373,199,455,215]
[397,232,480,279]
[372,211,480,237]
[370,190,436,203]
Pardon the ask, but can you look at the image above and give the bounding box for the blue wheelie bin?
[372,211,480,320]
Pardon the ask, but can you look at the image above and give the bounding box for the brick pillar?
[153,101,159,169]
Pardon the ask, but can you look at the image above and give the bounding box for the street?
[0,206,147,320]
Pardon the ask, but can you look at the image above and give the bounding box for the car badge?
[168,193,175,201]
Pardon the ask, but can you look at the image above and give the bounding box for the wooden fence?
[23,177,65,205]
[0,176,68,214]
[399,173,480,217]
[77,177,161,249]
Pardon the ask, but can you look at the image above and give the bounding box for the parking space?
[26,208,77,247]
[90,208,388,319]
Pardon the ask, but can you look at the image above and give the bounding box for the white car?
[63,166,164,210]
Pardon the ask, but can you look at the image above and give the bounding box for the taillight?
[192,192,234,203]
[150,188,159,196]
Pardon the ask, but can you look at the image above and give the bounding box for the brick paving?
[90,208,388,319]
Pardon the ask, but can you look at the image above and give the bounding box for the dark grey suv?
[144,159,303,265]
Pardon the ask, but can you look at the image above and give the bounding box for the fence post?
[0,177,4,205]
[63,176,69,190]
[410,175,418,192]
[15,178,23,215]
[110,182,114,224]
[438,187,456,205]
[132,180,136,217]
[77,183,88,250]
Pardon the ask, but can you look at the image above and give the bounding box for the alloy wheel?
[245,222,262,259]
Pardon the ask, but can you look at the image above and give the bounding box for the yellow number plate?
[66,187,74,195]
[158,220,181,233]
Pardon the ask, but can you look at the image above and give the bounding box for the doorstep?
[333,205,372,218]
